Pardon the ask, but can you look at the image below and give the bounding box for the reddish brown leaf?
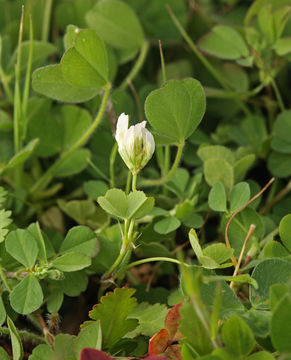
[165,344,182,360]
[80,348,112,360]
[148,329,169,355]
[164,302,183,341]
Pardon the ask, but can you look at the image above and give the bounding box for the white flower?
[115,113,155,174]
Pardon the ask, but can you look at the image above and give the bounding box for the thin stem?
[132,173,137,191]
[42,0,53,42]
[126,256,189,269]
[270,78,285,112]
[230,224,256,289]
[119,41,149,90]
[159,40,167,84]
[0,327,44,343]
[22,14,33,141]
[166,5,251,116]
[225,177,274,266]
[0,264,11,292]
[35,310,54,345]
[29,83,112,194]
[260,180,291,215]
[109,142,118,188]
[14,5,24,154]
[125,171,132,194]
[140,142,184,187]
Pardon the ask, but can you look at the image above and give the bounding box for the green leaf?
[26,223,47,264]
[264,241,290,258]
[59,226,98,257]
[10,275,43,315]
[268,151,291,178]
[98,188,128,219]
[46,289,64,313]
[246,351,275,360]
[189,228,203,258]
[230,182,250,213]
[250,258,291,309]
[5,229,39,268]
[2,139,39,174]
[275,37,291,55]
[0,295,6,326]
[84,180,108,199]
[6,41,56,76]
[53,149,90,177]
[269,284,289,311]
[52,252,91,271]
[61,29,108,89]
[197,145,235,165]
[32,64,99,103]
[204,158,234,193]
[271,295,291,352]
[75,321,102,358]
[242,308,271,338]
[0,209,12,243]
[0,347,10,360]
[279,214,291,252]
[127,302,168,337]
[154,216,181,234]
[7,317,24,360]
[208,182,227,212]
[55,271,88,297]
[86,0,145,50]
[222,316,255,357]
[61,105,92,150]
[145,78,206,144]
[179,301,214,355]
[198,25,249,60]
[89,288,138,349]
[127,191,155,219]
[271,110,291,153]
[98,189,154,220]
[203,243,233,265]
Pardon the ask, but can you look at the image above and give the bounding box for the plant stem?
[109,142,118,188]
[225,177,274,266]
[14,5,24,154]
[119,41,149,90]
[0,327,44,343]
[158,40,167,84]
[42,0,53,42]
[87,158,110,182]
[230,224,255,289]
[125,171,132,194]
[0,67,13,102]
[0,264,11,292]
[22,14,33,141]
[140,142,184,187]
[260,180,291,215]
[166,5,251,117]
[132,173,137,191]
[126,256,190,269]
[270,78,285,112]
[30,83,112,194]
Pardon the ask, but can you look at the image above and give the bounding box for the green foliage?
[89,288,138,349]
[1,0,291,358]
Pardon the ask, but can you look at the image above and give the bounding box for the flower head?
[115,113,155,174]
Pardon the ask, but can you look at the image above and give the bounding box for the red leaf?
[80,348,112,360]
[148,329,169,355]
[164,302,183,341]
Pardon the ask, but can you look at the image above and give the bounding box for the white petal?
[116,113,129,143]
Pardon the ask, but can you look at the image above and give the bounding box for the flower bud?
[115,113,155,174]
